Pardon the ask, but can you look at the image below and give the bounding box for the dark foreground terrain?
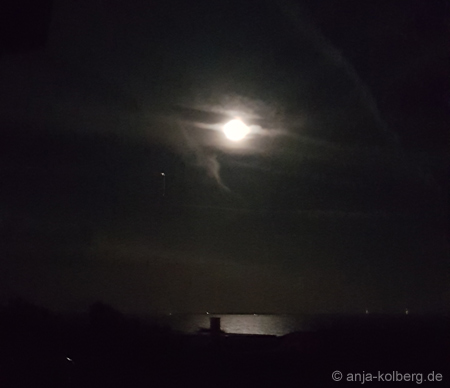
[1,301,449,387]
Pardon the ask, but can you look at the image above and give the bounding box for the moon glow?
[223,119,250,141]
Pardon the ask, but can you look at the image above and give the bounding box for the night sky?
[0,0,448,314]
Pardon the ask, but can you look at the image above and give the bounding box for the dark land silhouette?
[1,299,448,387]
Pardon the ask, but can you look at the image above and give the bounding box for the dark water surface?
[152,313,449,336]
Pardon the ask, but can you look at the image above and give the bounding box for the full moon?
[223,119,250,141]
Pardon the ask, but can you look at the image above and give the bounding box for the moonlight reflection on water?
[161,314,307,336]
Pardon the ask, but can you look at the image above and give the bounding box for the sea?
[153,314,319,336]
[149,313,448,336]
